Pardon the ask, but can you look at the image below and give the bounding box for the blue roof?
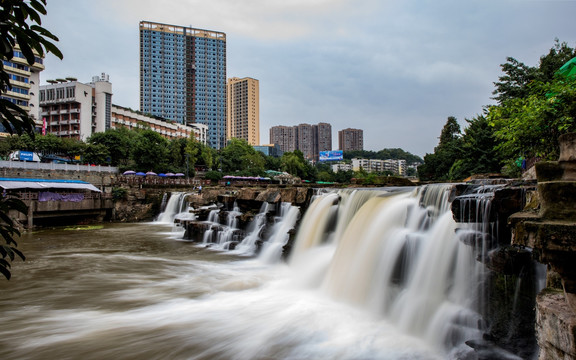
[0,178,91,184]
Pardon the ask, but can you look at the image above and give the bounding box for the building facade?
[270,123,332,161]
[338,128,364,151]
[112,105,208,144]
[352,158,407,176]
[40,74,205,143]
[0,44,45,135]
[139,21,227,149]
[227,77,259,145]
[39,74,112,140]
[270,125,298,153]
[254,144,283,157]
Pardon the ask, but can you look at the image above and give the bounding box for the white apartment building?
[39,74,207,143]
[40,74,112,140]
[352,158,407,176]
[331,163,353,173]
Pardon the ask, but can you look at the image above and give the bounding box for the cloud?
[40,0,576,156]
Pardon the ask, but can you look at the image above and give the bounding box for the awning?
[0,178,101,192]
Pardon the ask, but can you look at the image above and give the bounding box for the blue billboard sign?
[19,151,34,161]
[319,150,343,161]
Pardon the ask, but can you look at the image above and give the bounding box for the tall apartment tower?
[227,77,259,145]
[317,122,332,153]
[270,125,298,153]
[139,21,227,149]
[0,44,45,135]
[339,128,364,151]
[270,123,332,161]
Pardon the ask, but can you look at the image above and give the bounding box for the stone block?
[536,290,576,360]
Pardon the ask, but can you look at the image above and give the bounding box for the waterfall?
[258,203,301,263]
[156,192,193,224]
[287,184,492,357]
[233,202,271,255]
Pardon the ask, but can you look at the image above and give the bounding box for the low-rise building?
[39,74,207,143]
[112,105,207,144]
[352,158,407,176]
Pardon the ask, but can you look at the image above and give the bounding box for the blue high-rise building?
[139,21,227,149]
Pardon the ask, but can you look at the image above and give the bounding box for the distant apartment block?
[352,158,406,176]
[0,44,45,135]
[227,77,259,145]
[331,163,353,173]
[270,125,298,153]
[270,122,332,161]
[338,128,364,151]
[139,21,227,149]
[40,74,205,142]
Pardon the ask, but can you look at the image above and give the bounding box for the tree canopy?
[420,40,576,182]
[0,0,62,279]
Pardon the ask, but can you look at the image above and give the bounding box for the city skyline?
[40,0,576,156]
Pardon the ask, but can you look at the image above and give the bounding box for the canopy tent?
[0,178,101,192]
[557,57,576,79]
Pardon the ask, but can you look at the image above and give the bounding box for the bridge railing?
[0,161,118,173]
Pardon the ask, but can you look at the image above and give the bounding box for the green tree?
[83,143,110,165]
[0,0,62,135]
[88,128,134,166]
[220,138,265,175]
[447,115,502,180]
[281,150,316,180]
[488,41,576,161]
[418,116,463,181]
[131,129,169,172]
[488,76,576,160]
[0,0,62,279]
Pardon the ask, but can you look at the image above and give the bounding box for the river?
[0,221,441,360]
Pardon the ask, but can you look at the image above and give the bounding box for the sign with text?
[19,151,35,161]
[319,150,343,161]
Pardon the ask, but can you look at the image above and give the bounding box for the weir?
[158,182,539,359]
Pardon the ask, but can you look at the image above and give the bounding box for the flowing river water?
[0,222,440,360]
[0,186,530,359]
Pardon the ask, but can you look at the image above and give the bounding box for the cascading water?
[0,185,541,359]
[285,184,517,359]
[233,202,271,255]
[156,192,194,224]
[258,202,301,263]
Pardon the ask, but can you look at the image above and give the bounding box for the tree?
[447,115,503,180]
[220,138,265,175]
[0,0,62,279]
[281,150,316,180]
[488,41,576,161]
[88,128,134,166]
[83,143,110,165]
[418,116,463,181]
[131,129,169,172]
[0,0,62,135]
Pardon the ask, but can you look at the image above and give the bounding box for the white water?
[127,186,524,359]
[156,192,194,224]
[0,185,526,359]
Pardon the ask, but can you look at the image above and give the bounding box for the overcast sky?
[40,0,576,157]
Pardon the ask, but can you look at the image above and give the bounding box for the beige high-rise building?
[227,77,259,145]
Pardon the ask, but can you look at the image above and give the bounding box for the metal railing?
[0,160,118,173]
